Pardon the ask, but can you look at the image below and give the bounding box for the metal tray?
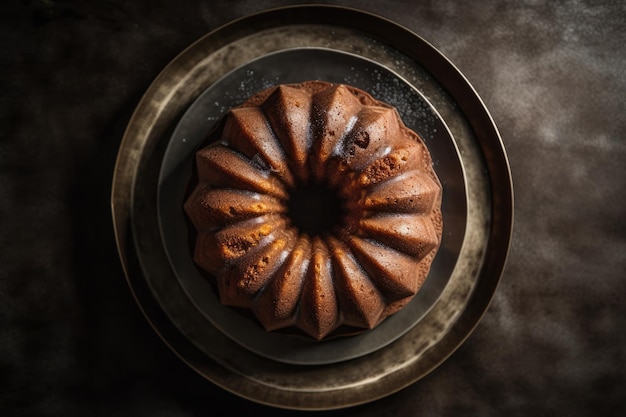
[111,5,513,410]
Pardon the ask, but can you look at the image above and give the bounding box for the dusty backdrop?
[2,1,624,415]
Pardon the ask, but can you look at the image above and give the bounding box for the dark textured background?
[2,0,625,415]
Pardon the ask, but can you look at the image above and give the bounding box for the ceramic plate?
[157,47,466,365]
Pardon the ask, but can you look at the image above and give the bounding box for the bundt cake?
[184,81,443,340]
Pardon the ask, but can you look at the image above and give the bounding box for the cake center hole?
[286,183,344,236]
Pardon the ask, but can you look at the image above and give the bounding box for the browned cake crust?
[184,81,442,340]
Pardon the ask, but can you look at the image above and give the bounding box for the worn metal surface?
[111,5,511,409]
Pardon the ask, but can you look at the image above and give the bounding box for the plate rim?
[156,46,469,366]
[111,4,513,410]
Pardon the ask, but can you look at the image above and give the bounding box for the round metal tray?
[111,5,513,410]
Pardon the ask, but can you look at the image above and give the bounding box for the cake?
[184,81,443,340]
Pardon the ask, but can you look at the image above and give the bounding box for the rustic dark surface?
[2,0,625,415]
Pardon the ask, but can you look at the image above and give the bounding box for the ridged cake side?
[184,81,442,340]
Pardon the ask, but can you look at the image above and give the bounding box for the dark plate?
[157,47,467,365]
[112,5,513,410]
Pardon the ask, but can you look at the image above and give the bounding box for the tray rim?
[111,4,514,410]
